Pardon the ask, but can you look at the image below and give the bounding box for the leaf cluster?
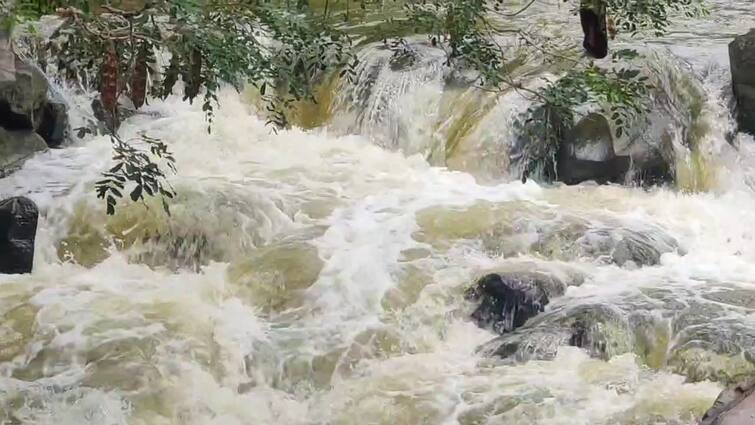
[94,132,176,215]
[44,0,357,131]
[603,0,708,36]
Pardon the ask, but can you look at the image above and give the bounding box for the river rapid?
[1,1,755,424]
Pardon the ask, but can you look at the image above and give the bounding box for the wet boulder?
[554,305,632,360]
[0,44,48,131]
[700,378,755,425]
[730,29,755,135]
[478,303,650,364]
[466,273,550,334]
[466,266,577,334]
[479,327,566,362]
[0,197,39,274]
[0,37,69,148]
[557,113,630,185]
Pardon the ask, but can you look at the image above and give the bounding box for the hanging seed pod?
[100,41,120,128]
[130,44,148,109]
[184,48,203,102]
[579,0,608,59]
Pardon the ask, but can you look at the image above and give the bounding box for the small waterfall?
[329,38,450,158]
[325,37,737,188]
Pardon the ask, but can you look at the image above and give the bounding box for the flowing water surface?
[1,1,755,424]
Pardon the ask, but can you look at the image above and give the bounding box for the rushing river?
[2,1,755,424]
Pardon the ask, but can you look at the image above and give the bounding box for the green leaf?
[130,185,143,202]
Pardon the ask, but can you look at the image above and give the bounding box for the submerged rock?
[577,225,682,267]
[227,242,324,314]
[415,201,684,268]
[466,264,583,335]
[730,29,755,135]
[477,293,683,370]
[0,197,39,274]
[466,273,551,334]
[479,303,637,363]
[669,318,755,385]
[700,378,755,425]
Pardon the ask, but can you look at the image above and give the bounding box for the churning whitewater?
[2,1,755,424]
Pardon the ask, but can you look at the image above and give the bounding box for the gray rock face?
[730,29,755,135]
[37,90,70,148]
[0,127,48,176]
[0,31,14,82]
[0,197,39,274]
[0,33,69,174]
[701,379,755,425]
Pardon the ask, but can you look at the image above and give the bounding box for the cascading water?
[2,1,755,424]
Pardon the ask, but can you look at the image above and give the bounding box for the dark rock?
[557,113,631,185]
[558,156,631,185]
[729,29,755,135]
[466,272,555,334]
[548,52,704,188]
[700,378,755,425]
[37,90,69,148]
[0,197,39,274]
[631,155,674,186]
[0,127,48,176]
[388,45,419,71]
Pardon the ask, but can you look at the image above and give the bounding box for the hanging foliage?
[24,0,358,214]
[5,0,707,214]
